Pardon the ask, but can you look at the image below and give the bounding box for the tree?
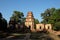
[0,12,7,32]
[52,9,60,30]
[41,8,56,24]
[41,8,60,31]
[9,11,26,32]
[34,18,39,24]
[54,22,60,31]
[2,18,7,31]
[0,12,3,31]
[11,11,24,24]
[0,12,2,18]
[34,18,39,29]
[8,18,17,33]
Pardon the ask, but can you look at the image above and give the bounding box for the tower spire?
[25,11,34,31]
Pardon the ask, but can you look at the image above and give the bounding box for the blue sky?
[0,0,60,22]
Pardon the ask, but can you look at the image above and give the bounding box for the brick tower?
[25,11,35,31]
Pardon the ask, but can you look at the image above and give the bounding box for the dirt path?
[48,30,60,40]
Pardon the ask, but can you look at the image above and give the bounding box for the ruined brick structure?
[25,11,60,35]
[25,12,35,31]
[25,11,52,32]
[36,24,52,31]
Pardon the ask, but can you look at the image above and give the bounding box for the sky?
[0,0,60,22]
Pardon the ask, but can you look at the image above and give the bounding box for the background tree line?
[0,13,7,32]
[41,8,60,31]
[0,8,60,33]
[0,11,39,33]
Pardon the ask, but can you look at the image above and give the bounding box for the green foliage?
[0,12,2,18]
[9,11,26,33]
[41,8,60,31]
[11,11,24,24]
[34,18,39,29]
[0,12,7,32]
[34,18,39,24]
[41,8,56,23]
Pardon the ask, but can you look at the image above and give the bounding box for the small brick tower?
[25,11,35,31]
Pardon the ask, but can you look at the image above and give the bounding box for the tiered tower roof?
[25,11,34,22]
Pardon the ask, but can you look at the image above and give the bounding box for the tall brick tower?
[25,11,35,31]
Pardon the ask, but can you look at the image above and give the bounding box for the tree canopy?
[11,11,25,24]
[0,12,7,31]
[41,8,60,31]
[0,12,2,18]
[34,18,39,24]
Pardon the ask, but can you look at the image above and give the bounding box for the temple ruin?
[25,11,52,32]
[25,12,35,31]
